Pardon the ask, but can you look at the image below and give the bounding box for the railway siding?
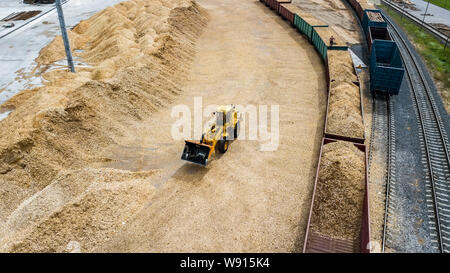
[384,12,450,253]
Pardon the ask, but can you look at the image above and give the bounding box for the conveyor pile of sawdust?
[0,0,208,253]
[311,141,365,242]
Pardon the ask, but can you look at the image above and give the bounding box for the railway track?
[382,12,450,253]
[369,94,397,252]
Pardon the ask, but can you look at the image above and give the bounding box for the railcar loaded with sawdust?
[260,0,371,253]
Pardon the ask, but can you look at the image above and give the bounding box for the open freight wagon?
[367,26,391,52]
[263,0,291,13]
[311,26,348,60]
[292,13,347,61]
[293,13,328,43]
[343,0,404,95]
[362,9,387,33]
[303,138,370,253]
[346,0,378,21]
[362,9,390,51]
[269,1,348,62]
[346,0,365,21]
[279,3,304,25]
[324,51,365,144]
[370,40,405,95]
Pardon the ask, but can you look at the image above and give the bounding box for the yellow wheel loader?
[181,105,240,166]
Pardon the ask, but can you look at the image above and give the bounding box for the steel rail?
[381,96,392,253]
[369,94,392,253]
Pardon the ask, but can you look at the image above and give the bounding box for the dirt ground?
[0,0,326,252]
[97,0,327,253]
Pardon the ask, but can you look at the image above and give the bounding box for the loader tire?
[234,121,240,139]
[217,140,229,153]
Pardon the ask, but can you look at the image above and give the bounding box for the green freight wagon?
[293,12,347,61]
[311,26,348,61]
[310,28,328,60]
[293,13,327,42]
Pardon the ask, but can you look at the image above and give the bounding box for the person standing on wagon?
[329,35,335,46]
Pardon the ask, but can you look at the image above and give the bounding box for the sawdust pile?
[36,31,86,65]
[311,141,365,242]
[366,11,383,22]
[431,23,450,37]
[0,0,208,252]
[326,81,364,139]
[1,169,159,253]
[326,50,364,138]
[327,50,357,83]
[297,10,327,26]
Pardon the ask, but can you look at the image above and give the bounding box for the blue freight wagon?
[370,40,404,95]
[362,9,387,34]
[367,26,391,52]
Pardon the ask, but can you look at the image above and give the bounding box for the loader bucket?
[181,140,212,166]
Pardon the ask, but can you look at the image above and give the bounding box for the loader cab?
[215,111,224,127]
[215,105,233,127]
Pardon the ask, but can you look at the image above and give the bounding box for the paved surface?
[0,0,59,38]
[407,0,450,26]
[97,0,327,252]
[0,0,126,108]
